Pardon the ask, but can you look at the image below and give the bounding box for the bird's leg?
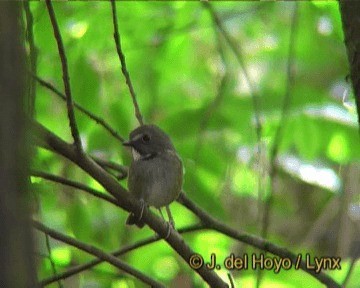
[158,208,165,221]
[158,207,172,239]
[165,205,175,229]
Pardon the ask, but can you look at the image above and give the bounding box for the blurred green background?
[27,1,359,287]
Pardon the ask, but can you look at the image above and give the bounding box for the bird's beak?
[123,140,134,147]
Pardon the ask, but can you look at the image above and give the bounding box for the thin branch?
[110,0,144,126]
[301,197,339,247]
[34,75,125,142]
[257,4,299,288]
[91,156,128,180]
[204,3,265,249]
[178,192,341,288]
[44,232,63,288]
[23,1,37,117]
[203,1,262,142]
[40,224,204,286]
[260,2,299,240]
[31,171,119,206]
[45,0,82,152]
[227,273,235,288]
[194,22,229,160]
[33,220,165,288]
[32,121,229,287]
[342,257,356,288]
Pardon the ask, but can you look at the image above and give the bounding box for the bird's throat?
[132,148,141,161]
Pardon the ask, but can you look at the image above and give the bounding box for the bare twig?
[178,192,341,288]
[40,224,204,286]
[45,0,82,152]
[257,5,299,287]
[31,171,118,206]
[342,257,356,288]
[44,233,63,288]
[203,2,262,142]
[91,156,128,180]
[227,273,235,288]
[301,197,339,247]
[194,22,229,160]
[34,75,125,142]
[204,3,265,247]
[23,1,37,117]
[260,2,299,240]
[33,220,165,288]
[110,0,144,126]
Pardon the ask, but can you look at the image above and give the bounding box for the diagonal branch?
[110,0,144,126]
[34,75,125,142]
[45,0,82,152]
[91,156,128,180]
[31,171,118,206]
[33,220,165,288]
[203,1,262,142]
[257,9,299,286]
[194,21,229,160]
[260,0,299,246]
[43,232,63,288]
[40,224,204,286]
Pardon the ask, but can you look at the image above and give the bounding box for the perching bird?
[123,125,183,230]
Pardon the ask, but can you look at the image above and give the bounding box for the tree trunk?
[0,2,37,287]
[339,0,360,129]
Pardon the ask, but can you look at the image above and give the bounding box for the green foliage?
[28,1,359,287]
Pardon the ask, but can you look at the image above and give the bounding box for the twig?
[342,257,356,288]
[194,21,229,160]
[257,5,299,285]
[40,224,204,286]
[227,273,235,288]
[178,192,341,288]
[45,0,82,152]
[91,156,128,180]
[301,197,339,247]
[23,1,37,117]
[110,0,144,126]
[31,171,118,206]
[203,1,262,142]
[33,220,165,288]
[34,75,125,142]
[260,1,299,240]
[44,232,63,288]
[203,3,265,250]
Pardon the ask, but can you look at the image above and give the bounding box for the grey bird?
[123,125,183,229]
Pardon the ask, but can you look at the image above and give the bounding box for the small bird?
[123,125,183,230]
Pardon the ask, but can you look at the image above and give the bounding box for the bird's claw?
[138,199,145,221]
[164,221,172,239]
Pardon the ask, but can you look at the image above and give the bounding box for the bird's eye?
[142,134,151,143]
